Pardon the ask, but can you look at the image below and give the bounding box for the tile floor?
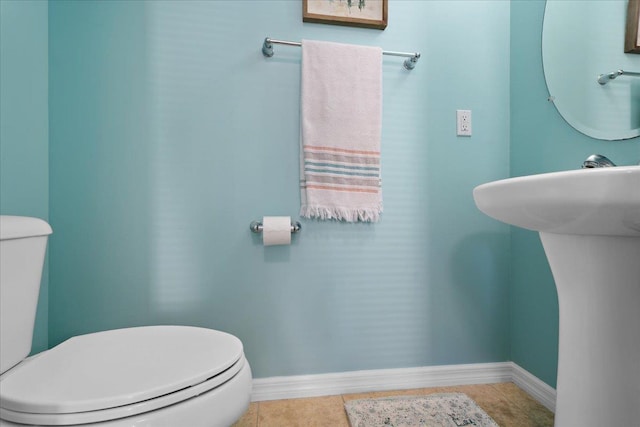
[233,382,554,426]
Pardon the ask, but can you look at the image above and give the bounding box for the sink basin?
[474,166,640,427]
[473,166,640,236]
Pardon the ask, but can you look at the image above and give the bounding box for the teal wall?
[0,0,49,354]
[510,0,640,387]
[4,0,634,387]
[49,0,511,378]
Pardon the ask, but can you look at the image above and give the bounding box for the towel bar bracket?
[403,54,419,70]
[597,69,640,85]
[262,41,273,57]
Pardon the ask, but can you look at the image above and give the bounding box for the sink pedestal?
[540,232,640,426]
[473,166,640,426]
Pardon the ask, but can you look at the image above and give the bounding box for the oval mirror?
[543,0,640,140]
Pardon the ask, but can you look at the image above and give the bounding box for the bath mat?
[344,393,499,427]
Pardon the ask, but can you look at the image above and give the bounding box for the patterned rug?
[344,393,499,427]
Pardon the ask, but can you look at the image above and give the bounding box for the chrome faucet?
[582,154,616,168]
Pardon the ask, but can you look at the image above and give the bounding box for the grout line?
[255,402,260,427]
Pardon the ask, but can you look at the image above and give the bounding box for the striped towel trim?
[302,145,381,195]
[305,184,379,194]
[304,145,380,156]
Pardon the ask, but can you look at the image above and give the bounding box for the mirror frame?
[626,0,640,53]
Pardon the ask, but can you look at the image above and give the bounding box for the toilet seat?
[0,326,246,425]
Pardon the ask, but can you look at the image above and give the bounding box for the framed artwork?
[303,0,388,30]
[626,0,640,53]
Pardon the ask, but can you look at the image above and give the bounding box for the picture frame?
[303,0,388,30]
[625,0,640,53]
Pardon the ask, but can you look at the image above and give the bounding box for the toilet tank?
[0,216,52,374]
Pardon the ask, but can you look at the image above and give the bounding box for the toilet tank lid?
[0,216,52,241]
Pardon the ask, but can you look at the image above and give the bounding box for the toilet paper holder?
[249,220,302,234]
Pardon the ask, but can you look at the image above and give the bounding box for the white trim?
[252,362,512,401]
[251,362,556,413]
[509,362,556,412]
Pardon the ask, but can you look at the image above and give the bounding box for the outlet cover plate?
[457,110,472,136]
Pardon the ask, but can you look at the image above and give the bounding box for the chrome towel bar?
[262,37,421,70]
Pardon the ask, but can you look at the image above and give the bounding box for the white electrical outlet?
[456,110,472,136]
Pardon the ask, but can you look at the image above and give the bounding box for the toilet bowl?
[0,216,252,426]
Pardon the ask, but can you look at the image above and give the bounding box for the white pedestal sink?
[473,166,640,427]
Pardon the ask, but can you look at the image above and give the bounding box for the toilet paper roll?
[262,216,292,246]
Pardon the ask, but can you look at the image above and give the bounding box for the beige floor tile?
[249,382,553,427]
[232,402,258,427]
[258,395,350,427]
[490,382,554,427]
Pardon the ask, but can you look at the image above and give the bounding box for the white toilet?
[0,216,252,427]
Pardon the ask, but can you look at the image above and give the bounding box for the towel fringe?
[300,205,382,223]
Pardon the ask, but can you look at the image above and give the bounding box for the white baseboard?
[251,362,556,413]
[509,362,556,412]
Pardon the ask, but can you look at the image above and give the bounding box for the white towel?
[300,40,383,223]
